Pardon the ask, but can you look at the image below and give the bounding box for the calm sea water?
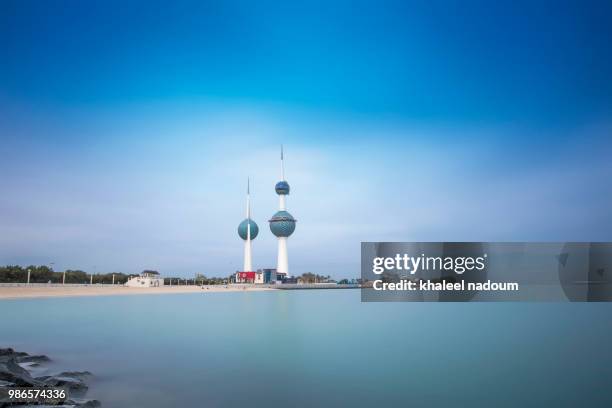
[2,290,612,407]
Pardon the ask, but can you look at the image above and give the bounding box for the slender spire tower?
[269,145,296,277]
[238,178,258,271]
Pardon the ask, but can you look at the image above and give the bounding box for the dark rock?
[56,371,93,381]
[19,361,40,368]
[36,373,89,396]
[0,348,26,365]
[0,356,42,386]
[15,354,51,364]
[0,348,50,367]
[0,347,27,357]
[12,399,100,408]
[1,349,96,406]
[67,398,102,407]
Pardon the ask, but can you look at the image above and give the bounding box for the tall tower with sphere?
[269,146,296,277]
[237,178,258,272]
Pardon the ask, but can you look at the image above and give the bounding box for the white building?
[125,271,164,287]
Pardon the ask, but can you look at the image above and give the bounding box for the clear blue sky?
[1,0,611,278]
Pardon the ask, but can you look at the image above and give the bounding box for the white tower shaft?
[244,237,252,271]
[277,237,288,275]
[279,145,287,210]
[277,145,289,276]
[244,179,253,272]
[280,144,285,181]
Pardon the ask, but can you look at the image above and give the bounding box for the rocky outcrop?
[0,348,100,407]
[36,372,91,397]
[0,348,27,358]
[16,354,51,365]
[0,352,42,387]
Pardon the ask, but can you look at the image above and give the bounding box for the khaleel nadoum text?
[371,254,520,292]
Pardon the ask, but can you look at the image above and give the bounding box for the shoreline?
[0,284,274,300]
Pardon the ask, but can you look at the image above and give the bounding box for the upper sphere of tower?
[275,180,290,195]
[238,218,259,240]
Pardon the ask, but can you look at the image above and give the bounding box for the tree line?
[298,272,333,283]
[0,265,132,284]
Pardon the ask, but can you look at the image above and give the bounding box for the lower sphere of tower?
[238,219,259,240]
[269,210,296,237]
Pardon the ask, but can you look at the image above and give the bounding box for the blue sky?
[1,0,611,278]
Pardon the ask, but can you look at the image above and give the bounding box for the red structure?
[236,271,256,283]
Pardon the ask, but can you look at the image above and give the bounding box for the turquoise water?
[2,290,612,407]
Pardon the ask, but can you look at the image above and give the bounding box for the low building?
[235,271,263,284]
[275,271,287,282]
[234,268,288,284]
[125,271,164,287]
[262,268,278,284]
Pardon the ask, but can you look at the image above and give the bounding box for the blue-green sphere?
[275,181,290,195]
[269,210,296,237]
[238,219,259,240]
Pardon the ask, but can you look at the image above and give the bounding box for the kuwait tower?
[237,178,259,272]
[269,146,297,277]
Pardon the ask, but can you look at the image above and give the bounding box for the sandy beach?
[0,284,274,300]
